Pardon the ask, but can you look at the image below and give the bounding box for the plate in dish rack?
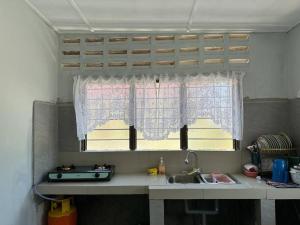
[280,132,293,148]
[257,136,269,149]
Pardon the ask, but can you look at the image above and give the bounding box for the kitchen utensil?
[272,159,288,183]
[290,171,300,185]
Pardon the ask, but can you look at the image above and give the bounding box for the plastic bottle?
[158,157,166,175]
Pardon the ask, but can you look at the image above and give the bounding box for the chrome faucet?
[184,150,201,175]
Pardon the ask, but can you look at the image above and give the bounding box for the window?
[82,119,235,151]
[136,130,180,151]
[188,118,234,151]
[184,74,239,151]
[86,120,129,151]
[75,72,243,152]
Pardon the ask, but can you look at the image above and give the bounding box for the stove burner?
[57,164,75,171]
[93,164,111,170]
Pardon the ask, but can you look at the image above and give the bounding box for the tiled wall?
[57,98,295,174]
[32,101,58,225]
[241,98,291,164]
[33,99,300,225]
[33,101,58,184]
[58,103,79,152]
[289,99,300,155]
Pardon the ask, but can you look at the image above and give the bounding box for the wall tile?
[58,99,297,173]
[58,103,80,152]
[241,99,291,164]
[33,101,58,184]
[289,98,300,154]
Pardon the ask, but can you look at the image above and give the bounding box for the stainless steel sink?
[168,173,202,184]
[168,173,240,184]
[200,173,240,184]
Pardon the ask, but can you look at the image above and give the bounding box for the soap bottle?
[158,157,166,175]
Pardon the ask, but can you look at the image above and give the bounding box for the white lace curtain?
[73,72,244,141]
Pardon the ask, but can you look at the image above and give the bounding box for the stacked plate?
[290,165,300,184]
[257,133,293,150]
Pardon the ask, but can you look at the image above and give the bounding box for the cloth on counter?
[264,179,300,188]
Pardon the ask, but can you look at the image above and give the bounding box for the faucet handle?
[194,168,202,174]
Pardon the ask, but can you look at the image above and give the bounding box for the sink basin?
[200,173,239,184]
[168,173,240,184]
[168,173,202,184]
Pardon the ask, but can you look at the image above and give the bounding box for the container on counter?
[272,159,288,183]
[48,197,77,225]
[158,157,166,175]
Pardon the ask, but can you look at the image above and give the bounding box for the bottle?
[158,157,166,175]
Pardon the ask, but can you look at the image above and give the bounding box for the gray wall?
[245,33,287,99]
[289,99,300,155]
[58,99,292,174]
[33,102,58,184]
[32,101,58,225]
[286,24,300,98]
[0,2,297,223]
[241,99,291,164]
[55,32,293,175]
[58,33,288,102]
[0,1,59,225]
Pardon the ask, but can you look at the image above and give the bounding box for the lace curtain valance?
[73,72,244,141]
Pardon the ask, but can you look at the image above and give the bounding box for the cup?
[272,159,288,183]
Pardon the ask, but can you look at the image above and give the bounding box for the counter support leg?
[149,199,164,225]
[255,199,276,225]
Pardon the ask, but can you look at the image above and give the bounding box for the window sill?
[82,149,236,153]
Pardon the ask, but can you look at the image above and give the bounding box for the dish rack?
[247,133,296,175]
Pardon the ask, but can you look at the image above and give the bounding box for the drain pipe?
[184,200,219,225]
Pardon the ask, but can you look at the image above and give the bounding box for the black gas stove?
[48,164,115,182]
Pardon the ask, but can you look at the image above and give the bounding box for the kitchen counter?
[36,174,166,195]
[36,173,300,200]
[37,173,300,225]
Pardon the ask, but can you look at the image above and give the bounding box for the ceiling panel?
[76,0,193,28]
[26,0,300,32]
[29,0,85,26]
[192,0,300,26]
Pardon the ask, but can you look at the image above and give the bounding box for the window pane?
[188,118,234,151]
[87,140,129,151]
[136,130,180,151]
[88,130,129,140]
[189,140,233,151]
[189,129,232,139]
[86,120,129,151]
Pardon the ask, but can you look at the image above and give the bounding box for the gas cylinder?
[48,197,77,225]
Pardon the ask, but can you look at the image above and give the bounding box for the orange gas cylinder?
[48,197,77,225]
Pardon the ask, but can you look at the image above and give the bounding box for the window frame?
[80,76,240,152]
[80,125,239,151]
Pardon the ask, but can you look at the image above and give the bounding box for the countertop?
[36,174,300,200]
[36,174,166,195]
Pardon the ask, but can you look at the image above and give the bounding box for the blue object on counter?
[272,159,289,183]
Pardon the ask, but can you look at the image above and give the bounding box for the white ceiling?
[25,0,300,33]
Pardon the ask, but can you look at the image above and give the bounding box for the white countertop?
[36,174,166,195]
[36,174,300,200]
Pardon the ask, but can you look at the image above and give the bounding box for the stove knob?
[95,173,100,178]
[57,173,62,179]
